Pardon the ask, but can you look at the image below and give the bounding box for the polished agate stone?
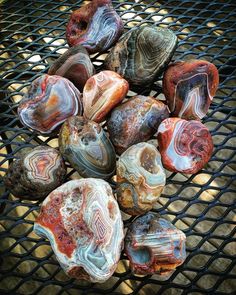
[107,95,169,154]
[66,0,123,53]
[157,118,213,174]
[34,179,124,282]
[83,70,129,123]
[104,26,177,86]
[125,212,186,278]
[163,60,219,120]
[4,146,66,200]
[59,116,116,179]
[18,74,83,135]
[117,143,166,215]
[48,45,95,91]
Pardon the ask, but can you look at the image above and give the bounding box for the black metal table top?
[0,1,236,294]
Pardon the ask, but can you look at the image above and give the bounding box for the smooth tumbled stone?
[163,59,219,120]
[18,74,83,135]
[116,142,166,215]
[83,70,129,123]
[125,212,186,278]
[4,146,66,200]
[107,95,169,154]
[66,0,123,54]
[104,25,177,86]
[59,116,116,179]
[157,118,213,174]
[48,45,95,92]
[34,178,124,283]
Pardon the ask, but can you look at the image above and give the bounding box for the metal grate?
[0,0,236,294]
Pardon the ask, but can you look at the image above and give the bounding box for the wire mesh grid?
[0,0,236,294]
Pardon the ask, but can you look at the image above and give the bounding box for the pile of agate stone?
[5,0,220,284]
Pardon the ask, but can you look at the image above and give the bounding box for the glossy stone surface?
[4,146,66,200]
[48,45,95,92]
[18,74,83,135]
[163,59,219,120]
[66,0,123,54]
[83,71,129,123]
[34,179,124,283]
[125,212,186,278]
[157,118,213,174]
[59,116,116,179]
[107,95,169,154]
[104,26,177,86]
[117,143,166,215]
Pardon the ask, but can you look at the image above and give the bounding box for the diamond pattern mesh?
[0,0,236,294]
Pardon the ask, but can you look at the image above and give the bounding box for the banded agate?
[4,146,66,200]
[107,95,169,154]
[48,45,95,91]
[104,26,177,86]
[83,71,129,123]
[18,74,83,135]
[66,0,123,53]
[34,179,124,282]
[125,212,186,278]
[116,142,166,215]
[59,116,116,179]
[157,118,213,174]
[163,59,219,120]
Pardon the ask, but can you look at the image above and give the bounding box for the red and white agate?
[163,60,219,120]
[157,118,213,174]
[18,74,83,135]
[34,179,124,283]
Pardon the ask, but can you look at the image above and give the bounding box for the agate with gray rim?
[59,116,116,179]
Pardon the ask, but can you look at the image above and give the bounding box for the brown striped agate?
[4,146,66,200]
